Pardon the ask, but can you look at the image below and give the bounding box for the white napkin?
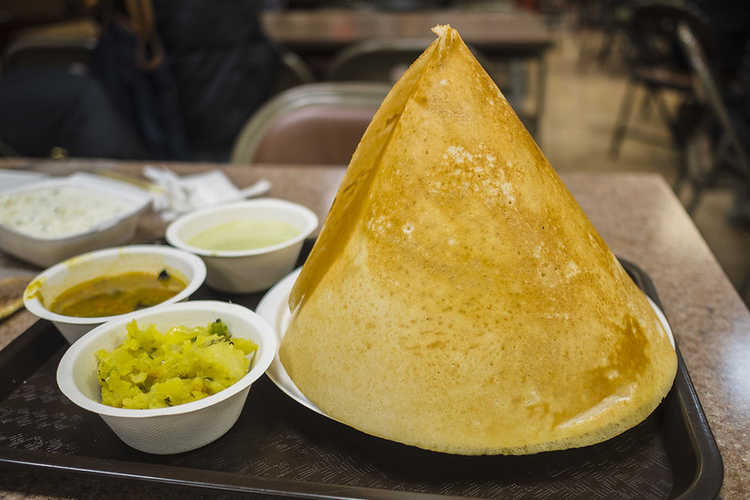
[143,167,271,221]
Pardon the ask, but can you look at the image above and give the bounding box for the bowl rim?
[0,176,151,243]
[23,245,207,325]
[56,300,278,418]
[164,198,318,258]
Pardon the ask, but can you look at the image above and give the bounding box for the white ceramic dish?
[56,300,277,454]
[24,245,206,343]
[256,268,677,420]
[165,198,317,293]
[0,173,152,267]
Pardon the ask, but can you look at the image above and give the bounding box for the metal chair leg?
[610,80,637,159]
[685,143,724,215]
[684,184,704,215]
[655,90,681,147]
[673,143,689,194]
[640,89,653,120]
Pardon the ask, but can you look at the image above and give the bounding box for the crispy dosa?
[279,25,677,455]
[0,274,33,320]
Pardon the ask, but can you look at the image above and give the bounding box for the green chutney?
[188,218,300,251]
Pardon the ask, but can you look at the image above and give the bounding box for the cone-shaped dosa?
[279,26,677,455]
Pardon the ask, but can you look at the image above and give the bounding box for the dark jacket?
[153,0,280,160]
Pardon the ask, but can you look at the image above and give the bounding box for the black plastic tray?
[0,247,723,499]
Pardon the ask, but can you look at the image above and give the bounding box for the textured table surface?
[0,159,747,499]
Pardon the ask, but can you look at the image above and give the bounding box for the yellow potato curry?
[96,319,257,409]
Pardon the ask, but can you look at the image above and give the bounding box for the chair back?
[272,50,315,95]
[625,2,713,72]
[677,23,750,177]
[231,82,390,166]
[325,38,495,84]
[3,20,99,72]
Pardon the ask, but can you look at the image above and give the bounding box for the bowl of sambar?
[24,245,206,343]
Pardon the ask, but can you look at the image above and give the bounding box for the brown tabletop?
[261,8,555,57]
[0,159,747,499]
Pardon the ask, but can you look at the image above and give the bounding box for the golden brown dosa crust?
[0,276,32,320]
[280,26,677,455]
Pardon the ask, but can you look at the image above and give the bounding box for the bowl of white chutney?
[0,174,151,267]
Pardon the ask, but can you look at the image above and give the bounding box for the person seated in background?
[0,0,280,162]
[150,0,280,161]
[0,66,149,159]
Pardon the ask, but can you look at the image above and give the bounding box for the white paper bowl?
[24,245,206,343]
[56,301,277,454]
[165,198,317,293]
[0,174,151,267]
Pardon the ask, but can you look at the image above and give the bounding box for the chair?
[676,22,750,301]
[2,19,99,72]
[575,0,632,73]
[230,82,390,166]
[325,38,498,85]
[609,3,713,164]
[678,23,750,213]
[323,38,542,135]
[675,22,750,214]
[272,50,315,95]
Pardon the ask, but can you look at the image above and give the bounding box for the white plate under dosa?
[256,268,325,416]
[256,268,676,419]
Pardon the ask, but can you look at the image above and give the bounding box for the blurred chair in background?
[608,2,713,178]
[273,50,315,95]
[326,39,427,83]
[323,38,540,135]
[575,0,632,73]
[231,82,389,166]
[325,38,495,84]
[2,19,99,73]
[676,18,750,302]
[676,23,750,215]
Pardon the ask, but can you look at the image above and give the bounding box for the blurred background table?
[261,8,554,57]
[0,159,748,498]
[262,8,554,138]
